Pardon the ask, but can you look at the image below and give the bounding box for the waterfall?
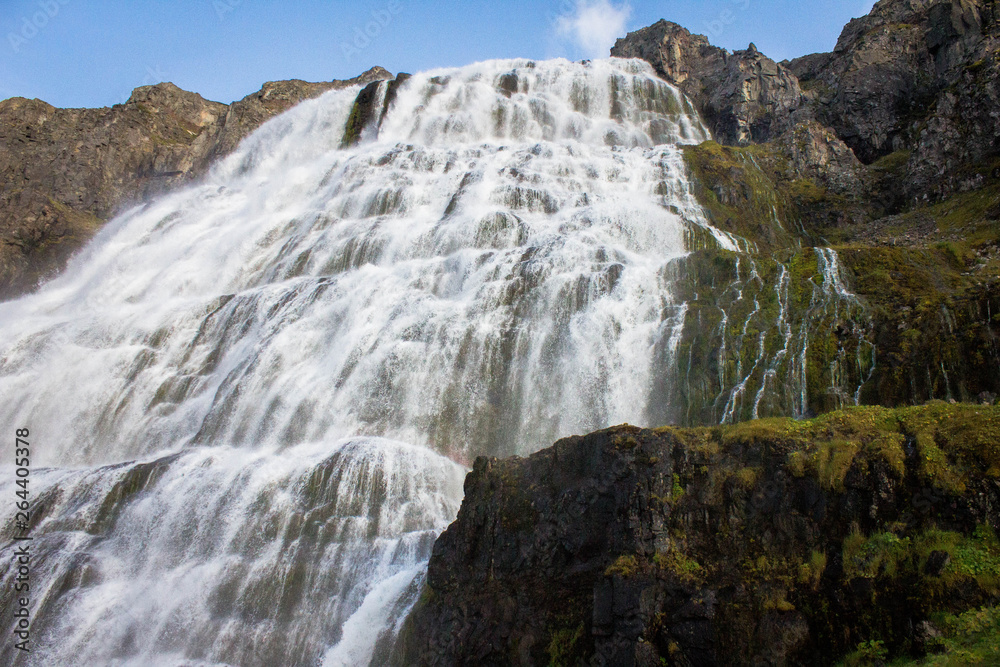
[0,58,871,666]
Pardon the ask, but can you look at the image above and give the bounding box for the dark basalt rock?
[341,71,412,148]
[341,79,389,148]
[787,0,999,167]
[394,405,1000,666]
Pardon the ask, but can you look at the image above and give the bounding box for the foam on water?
[0,58,727,666]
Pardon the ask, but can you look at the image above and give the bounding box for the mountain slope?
[0,66,391,299]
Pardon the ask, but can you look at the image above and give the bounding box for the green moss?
[605,554,642,578]
[840,523,1000,604]
[870,150,912,175]
[615,433,641,450]
[724,417,806,447]
[843,529,911,580]
[340,90,373,148]
[671,473,685,502]
[682,141,798,251]
[841,639,888,667]
[733,466,762,489]
[681,126,1000,413]
[547,623,584,667]
[836,241,1000,407]
[787,178,828,205]
[936,526,1000,594]
[798,550,829,590]
[899,606,1000,665]
[898,403,1000,490]
[721,405,1000,494]
[666,244,878,424]
[655,548,705,584]
[798,433,861,490]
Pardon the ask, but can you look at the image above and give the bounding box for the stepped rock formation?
[1,2,1000,665]
[0,66,392,299]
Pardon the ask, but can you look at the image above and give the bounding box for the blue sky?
[1,0,877,108]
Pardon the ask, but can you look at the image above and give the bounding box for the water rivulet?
[0,59,873,666]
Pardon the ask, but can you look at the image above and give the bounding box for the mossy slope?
[395,404,1000,666]
[678,134,1000,418]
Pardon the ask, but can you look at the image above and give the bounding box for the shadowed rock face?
[0,66,392,299]
[611,21,808,146]
[788,0,1000,166]
[393,405,1000,666]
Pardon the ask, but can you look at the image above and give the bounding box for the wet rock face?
[0,66,392,300]
[612,21,808,145]
[394,406,1000,666]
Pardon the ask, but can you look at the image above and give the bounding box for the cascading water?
[0,57,872,666]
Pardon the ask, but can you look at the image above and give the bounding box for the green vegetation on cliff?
[398,404,1000,666]
[679,133,1000,417]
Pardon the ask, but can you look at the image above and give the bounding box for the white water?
[7,439,463,667]
[0,58,727,666]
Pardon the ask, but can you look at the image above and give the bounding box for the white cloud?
[556,0,632,60]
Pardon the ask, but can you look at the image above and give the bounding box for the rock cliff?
[394,404,1000,666]
[611,21,808,145]
[394,4,1000,664]
[612,0,1000,414]
[0,66,392,299]
[614,0,1000,202]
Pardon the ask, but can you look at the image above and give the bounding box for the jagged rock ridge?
[611,21,809,146]
[614,0,1000,203]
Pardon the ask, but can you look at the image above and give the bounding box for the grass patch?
[655,548,705,584]
[891,606,1000,665]
[547,623,584,667]
[605,554,641,578]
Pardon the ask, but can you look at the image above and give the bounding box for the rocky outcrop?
[395,404,1000,666]
[0,66,392,299]
[787,0,1000,167]
[209,70,389,158]
[616,1,1000,207]
[612,21,808,145]
[772,120,866,197]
